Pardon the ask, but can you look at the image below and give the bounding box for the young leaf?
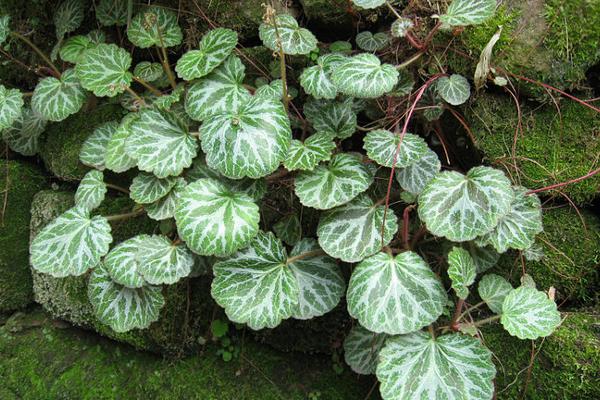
[317,194,398,263]
[88,265,165,333]
[418,166,513,242]
[501,286,561,339]
[129,173,178,204]
[440,0,497,27]
[447,247,476,300]
[376,331,496,400]
[1,107,46,156]
[59,35,97,64]
[258,14,317,56]
[54,0,84,40]
[105,113,139,173]
[145,178,186,221]
[75,43,133,97]
[437,74,471,106]
[351,0,386,9]
[74,170,107,211]
[395,148,441,194]
[136,235,194,285]
[461,242,500,273]
[304,98,357,139]
[175,28,238,81]
[254,79,287,101]
[364,129,428,168]
[184,55,251,122]
[355,31,389,52]
[80,121,118,170]
[332,53,399,98]
[201,94,291,179]
[127,108,198,178]
[273,214,302,246]
[478,274,513,314]
[391,18,414,38]
[174,178,260,256]
[96,0,128,26]
[299,54,346,99]
[523,242,544,261]
[31,69,87,122]
[30,205,112,277]
[0,84,24,130]
[133,61,163,82]
[477,187,543,253]
[153,83,184,111]
[127,6,183,48]
[211,231,299,330]
[283,132,336,171]
[347,251,447,335]
[295,153,373,210]
[103,235,148,288]
[0,15,9,45]
[343,325,387,375]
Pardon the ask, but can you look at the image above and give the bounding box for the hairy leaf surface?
[0,84,24,130]
[283,132,336,171]
[145,178,186,221]
[127,6,182,48]
[75,170,107,211]
[96,0,128,26]
[259,14,317,55]
[299,54,346,99]
[32,69,87,121]
[343,325,387,375]
[395,148,441,194]
[75,43,132,97]
[355,31,388,51]
[478,274,513,314]
[80,121,118,170]
[129,173,178,204]
[447,247,476,299]
[437,74,471,105]
[501,286,561,339]
[364,129,428,168]
[332,53,399,98]
[1,107,46,156]
[105,113,139,173]
[440,0,497,27]
[304,98,357,139]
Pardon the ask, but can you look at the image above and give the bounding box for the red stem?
[450,298,465,331]
[402,205,415,249]
[527,167,600,195]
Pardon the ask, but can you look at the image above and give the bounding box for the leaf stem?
[385,1,403,20]
[155,26,177,90]
[133,76,163,96]
[271,15,289,112]
[10,31,61,78]
[450,298,465,331]
[402,205,415,250]
[469,314,501,328]
[286,249,326,265]
[396,51,424,69]
[105,209,145,222]
[124,85,146,105]
[105,183,130,195]
[526,167,600,195]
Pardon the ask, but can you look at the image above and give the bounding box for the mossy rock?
[481,311,600,399]
[39,104,126,181]
[466,93,600,204]
[29,189,215,355]
[300,0,354,39]
[0,307,374,399]
[491,207,600,304]
[0,160,46,312]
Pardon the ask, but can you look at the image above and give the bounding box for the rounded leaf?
[343,325,387,375]
[273,214,302,246]
[137,235,194,285]
[0,84,24,130]
[129,173,178,204]
[351,0,386,9]
[440,0,497,27]
[447,246,476,299]
[75,43,133,97]
[304,98,357,139]
[364,129,428,168]
[1,107,46,156]
[32,69,86,122]
[501,286,561,339]
[355,31,389,51]
[259,14,317,55]
[127,6,182,48]
[299,54,346,99]
[96,0,128,26]
[395,148,441,194]
[477,274,513,314]
[145,178,186,221]
[391,18,414,38]
[133,61,163,82]
[59,35,96,63]
[332,53,399,98]
[283,132,336,171]
[0,15,9,46]
[54,0,84,39]
[80,121,118,170]
[437,74,471,106]
[74,170,107,211]
[105,113,138,173]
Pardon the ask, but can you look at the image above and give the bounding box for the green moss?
[481,311,600,399]
[39,104,126,181]
[0,161,46,312]
[300,0,354,35]
[466,94,600,204]
[0,307,374,399]
[492,207,600,304]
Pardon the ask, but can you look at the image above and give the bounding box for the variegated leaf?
[59,35,97,63]
[129,172,178,204]
[304,98,357,139]
[103,235,148,288]
[153,83,184,110]
[295,153,373,210]
[127,6,182,48]
[32,69,87,122]
[88,264,165,333]
[440,0,497,27]
[299,53,346,99]
[259,14,317,55]
[501,286,561,339]
[74,170,107,211]
[1,107,46,156]
[126,108,198,178]
[273,214,302,246]
[391,18,414,38]
[418,166,513,242]
[174,178,260,256]
[355,31,389,51]
[0,84,24,130]
[30,205,112,277]
[136,235,194,285]
[377,332,496,400]
[283,132,336,171]
[343,325,387,375]
[332,53,399,98]
[351,0,386,9]
[105,113,139,173]
[75,43,133,97]
[395,148,441,194]
[317,194,398,263]
[364,129,428,168]
[462,242,500,273]
[80,121,118,170]
[54,0,84,39]
[437,74,471,106]
[175,28,238,81]
[0,15,9,45]
[478,274,513,314]
[96,0,128,26]
[133,61,163,82]
[348,251,447,334]
[447,247,476,299]
[145,178,186,221]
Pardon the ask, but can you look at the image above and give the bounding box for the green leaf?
[145,178,186,221]
[105,113,138,173]
[377,331,496,400]
[348,251,447,334]
[295,153,373,210]
[103,235,147,288]
[126,108,198,178]
[329,40,352,54]
[133,61,163,82]
[501,286,561,339]
[153,83,184,110]
[88,265,165,333]
[355,31,389,51]
[75,170,107,211]
[80,121,118,170]
[317,194,398,263]
[1,107,46,156]
[437,74,471,106]
[461,242,500,274]
[478,274,513,314]
[391,18,414,38]
[31,69,86,122]
[364,129,428,168]
[54,0,84,39]
[440,0,496,27]
[395,148,441,194]
[201,94,291,179]
[59,35,96,63]
[299,54,346,99]
[75,43,133,97]
[0,15,9,45]
[174,178,260,256]
[351,0,386,9]
[0,84,24,130]
[254,79,292,101]
[477,187,543,253]
[127,6,183,48]
[129,172,178,204]
[418,166,513,242]
[332,53,399,98]
[523,242,544,261]
[304,98,357,139]
[30,205,112,277]
[211,231,298,330]
[96,0,128,26]
[283,132,336,171]
[136,235,194,285]
[259,14,317,56]
[184,55,251,122]
[447,247,476,299]
[175,28,238,81]
[343,325,387,375]
[288,238,344,319]
[273,214,302,246]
